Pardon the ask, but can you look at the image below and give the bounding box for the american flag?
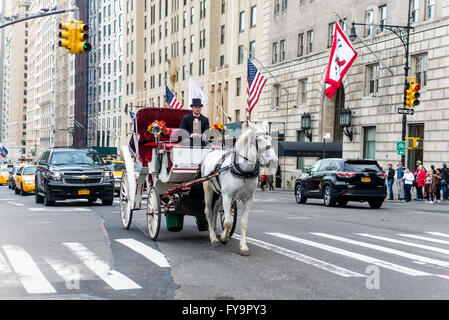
[165,86,183,109]
[247,58,267,116]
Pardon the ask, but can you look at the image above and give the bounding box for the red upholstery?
[136,108,192,167]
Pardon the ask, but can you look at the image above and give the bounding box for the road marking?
[312,233,449,269]
[63,242,141,291]
[267,233,432,277]
[233,234,365,278]
[45,258,88,283]
[8,201,24,207]
[285,216,310,220]
[28,208,91,212]
[116,239,170,268]
[426,232,449,239]
[2,245,57,294]
[0,251,19,287]
[397,234,449,246]
[355,234,449,256]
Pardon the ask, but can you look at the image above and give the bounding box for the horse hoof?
[220,237,229,244]
[211,239,220,247]
[240,248,250,256]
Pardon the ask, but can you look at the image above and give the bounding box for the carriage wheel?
[147,186,162,241]
[214,197,238,238]
[119,171,133,230]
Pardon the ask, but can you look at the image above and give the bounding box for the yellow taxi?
[14,165,37,195]
[106,160,140,195]
[0,164,14,185]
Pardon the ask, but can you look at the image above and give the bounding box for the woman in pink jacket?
[415,165,427,201]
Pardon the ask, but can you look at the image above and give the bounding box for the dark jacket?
[387,168,395,181]
[179,113,210,136]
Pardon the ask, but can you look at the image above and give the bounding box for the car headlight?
[49,171,62,181]
[103,171,113,182]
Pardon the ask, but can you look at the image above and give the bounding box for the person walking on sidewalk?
[441,163,449,200]
[404,168,414,202]
[435,168,443,203]
[387,164,395,200]
[424,169,437,204]
[267,174,274,191]
[396,163,405,201]
[415,165,426,201]
[260,174,267,191]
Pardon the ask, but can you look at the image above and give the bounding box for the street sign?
[397,141,406,155]
[398,108,414,115]
[323,132,331,139]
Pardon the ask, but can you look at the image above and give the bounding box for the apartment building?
[87,0,124,151]
[259,0,449,189]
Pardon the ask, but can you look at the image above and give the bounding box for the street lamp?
[348,1,414,166]
[339,108,353,142]
[301,112,312,142]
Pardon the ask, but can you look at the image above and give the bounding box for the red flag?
[325,23,358,99]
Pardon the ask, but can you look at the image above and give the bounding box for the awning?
[278,141,342,158]
[225,122,243,138]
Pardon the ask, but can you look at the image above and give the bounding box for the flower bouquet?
[210,122,224,132]
[147,120,172,136]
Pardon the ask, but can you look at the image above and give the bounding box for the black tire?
[44,191,55,207]
[295,184,307,204]
[323,186,337,207]
[102,198,113,206]
[14,186,19,194]
[20,184,26,196]
[368,200,383,209]
[337,199,348,207]
[35,191,44,204]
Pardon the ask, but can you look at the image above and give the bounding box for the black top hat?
[191,98,203,107]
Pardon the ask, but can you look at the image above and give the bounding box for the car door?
[304,160,323,196]
[311,160,330,195]
[36,151,50,193]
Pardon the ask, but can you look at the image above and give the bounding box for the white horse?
[201,121,278,256]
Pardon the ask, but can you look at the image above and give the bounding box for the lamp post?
[301,112,312,142]
[339,108,353,142]
[349,1,413,166]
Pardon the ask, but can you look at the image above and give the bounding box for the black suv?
[294,158,387,208]
[35,148,114,206]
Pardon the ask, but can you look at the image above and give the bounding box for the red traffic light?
[412,84,421,91]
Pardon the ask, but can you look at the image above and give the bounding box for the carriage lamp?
[301,112,313,142]
[339,108,353,142]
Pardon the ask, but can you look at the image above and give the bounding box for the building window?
[190,7,194,24]
[306,30,313,54]
[274,0,280,15]
[412,0,419,22]
[235,109,240,122]
[296,130,305,169]
[238,45,244,64]
[249,41,256,60]
[279,40,286,62]
[220,55,225,67]
[199,59,205,75]
[366,64,379,94]
[328,23,335,47]
[272,42,278,63]
[220,25,225,44]
[273,84,280,108]
[221,0,225,14]
[379,5,387,32]
[250,6,257,27]
[297,33,304,56]
[426,0,435,20]
[297,79,307,105]
[365,10,374,36]
[414,54,428,87]
[236,78,241,96]
[239,11,245,32]
[363,127,376,160]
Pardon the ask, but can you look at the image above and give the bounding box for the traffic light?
[58,22,74,53]
[73,21,91,54]
[406,137,424,150]
[406,81,421,108]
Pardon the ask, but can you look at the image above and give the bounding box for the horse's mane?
[235,128,253,152]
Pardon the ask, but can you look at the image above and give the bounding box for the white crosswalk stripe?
[116,239,170,268]
[425,232,449,239]
[397,234,449,245]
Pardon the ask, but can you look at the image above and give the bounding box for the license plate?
[361,177,371,183]
[78,190,90,195]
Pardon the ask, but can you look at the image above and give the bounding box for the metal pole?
[402,0,412,167]
[0,9,78,29]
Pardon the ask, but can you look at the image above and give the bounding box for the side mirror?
[39,160,47,166]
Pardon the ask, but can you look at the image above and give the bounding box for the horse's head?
[248,121,278,170]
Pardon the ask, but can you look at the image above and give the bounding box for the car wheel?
[102,198,113,206]
[368,200,383,209]
[20,184,26,196]
[337,199,348,207]
[14,186,19,194]
[35,191,44,204]
[295,184,307,204]
[323,186,336,207]
[44,192,55,207]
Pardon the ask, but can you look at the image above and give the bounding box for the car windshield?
[107,162,126,171]
[1,166,14,173]
[344,161,381,172]
[50,151,104,166]
[22,166,37,175]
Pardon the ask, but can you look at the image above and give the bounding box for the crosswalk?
[0,238,170,296]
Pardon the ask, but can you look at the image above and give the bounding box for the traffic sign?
[397,141,406,155]
[398,108,414,115]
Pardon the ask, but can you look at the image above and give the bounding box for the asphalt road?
[1,185,449,300]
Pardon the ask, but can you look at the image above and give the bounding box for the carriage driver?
[179,98,210,145]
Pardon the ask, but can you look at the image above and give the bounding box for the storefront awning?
[225,122,243,138]
[278,141,342,158]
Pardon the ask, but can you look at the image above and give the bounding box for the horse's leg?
[204,181,220,246]
[220,193,233,244]
[239,198,253,256]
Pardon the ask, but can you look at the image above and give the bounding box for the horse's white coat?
[201,122,278,255]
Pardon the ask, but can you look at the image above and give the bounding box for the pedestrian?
[267,174,274,191]
[396,162,405,201]
[260,174,267,191]
[424,169,436,204]
[441,163,449,200]
[403,168,414,202]
[387,164,395,200]
[435,168,442,203]
[415,165,426,201]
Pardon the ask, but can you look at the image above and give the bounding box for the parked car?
[106,160,141,195]
[14,165,37,195]
[0,164,14,185]
[294,158,387,208]
[9,164,24,190]
[35,148,114,206]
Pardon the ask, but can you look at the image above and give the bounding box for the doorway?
[407,123,424,170]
